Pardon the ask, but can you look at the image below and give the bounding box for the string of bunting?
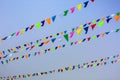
[0,54,120,80]
[0,0,95,43]
[0,12,120,60]
[1,28,120,64]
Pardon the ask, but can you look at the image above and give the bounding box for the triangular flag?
[101,17,105,21]
[39,42,44,47]
[1,61,4,64]
[69,32,74,38]
[114,15,120,22]
[91,24,96,30]
[88,22,92,25]
[25,54,28,59]
[92,35,96,39]
[90,0,95,2]
[63,10,69,16]
[20,29,25,34]
[16,31,20,36]
[36,22,41,28]
[71,42,73,46]
[29,24,34,30]
[96,34,100,38]
[70,7,75,13]
[101,33,105,37]
[25,27,29,32]
[105,32,110,35]
[83,24,87,27]
[87,37,91,41]
[26,47,29,50]
[0,51,2,55]
[2,36,8,40]
[106,17,112,23]
[41,20,45,26]
[96,19,100,22]
[11,33,15,36]
[84,1,89,8]
[6,60,8,63]
[52,15,56,22]
[64,34,69,42]
[98,20,104,27]
[77,4,82,10]
[51,38,56,43]
[84,27,89,34]
[82,38,86,42]
[44,40,50,44]
[76,25,83,36]
[115,29,120,32]
[46,18,51,24]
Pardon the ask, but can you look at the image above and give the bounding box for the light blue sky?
[0,0,120,80]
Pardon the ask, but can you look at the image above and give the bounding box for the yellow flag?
[77,4,82,10]
[76,25,83,36]
[21,29,25,34]
[78,40,82,44]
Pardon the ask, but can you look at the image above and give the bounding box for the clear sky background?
[0,0,120,80]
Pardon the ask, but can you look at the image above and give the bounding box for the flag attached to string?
[20,29,25,34]
[46,18,51,24]
[76,25,83,36]
[90,0,95,2]
[51,38,56,43]
[36,22,41,28]
[69,32,74,38]
[51,15,56,22]
[63,10,69,16]
[77,4,82,10]
[41,20,45,26]
[84,1,89,8]
[64,34,69,41]
[98,20,104,27]
[90,24,96,30]
[114,14,120,22]
[84,26,89,34]
[29,24,34,30]
[70,7,75,13]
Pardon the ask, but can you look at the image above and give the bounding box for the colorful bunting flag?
[98,20,104,27]
[36,22,41,28]
[77,4,82,10]
[91,24,96,30]
[70,7,75,13]
[90,0,95,2]
[84,26,89,34]
[64,34,69,41]
[1,28,120,63]
[69,31,74,38]
[1,54,119,80]
[41,20,45,26]
[76,25,83,36]
[114,15,120,22]
[46,18,51,24]
[63,10,69,16]
[0,12,118,60]
[84,1,89,8]
[51,15,56,22]
[51,38,56,43]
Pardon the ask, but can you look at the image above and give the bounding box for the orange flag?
[44,40,50,44]
[46,18,51,24]
[101,33,105,37]
[114,15,120,22]
[0,51,2,55]
[25,54,28,59]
